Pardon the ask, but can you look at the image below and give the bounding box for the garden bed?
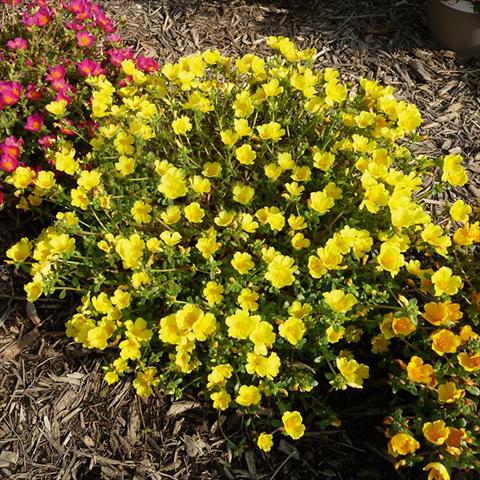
[1,1,479,480]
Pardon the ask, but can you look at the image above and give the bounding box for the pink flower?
[76,30,95,47]
[65,21,83,32]
[66,0,87,15]
[77,58,103,76]
[46,65,66,82]
[26,84,43,101]
[0,156,19,173]
[92,4,114,33]
[1,0,23,5]
[0,136,23,172]
[137,55,159,73]
[108,47,134,67]
[107,33,122,44]
[0,81,23,107]
[55,89,73,103]
[24,113,44,133]
[51,77,69,92]
[38,134,56,149]
[6,37,28,50]
[0,190,4,205]
[23,7,51,27]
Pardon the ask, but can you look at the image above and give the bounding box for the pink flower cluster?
[0,0,160,206]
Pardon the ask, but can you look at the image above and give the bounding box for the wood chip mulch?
[1,0,479,479]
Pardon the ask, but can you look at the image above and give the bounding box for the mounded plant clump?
[4,33,480,478]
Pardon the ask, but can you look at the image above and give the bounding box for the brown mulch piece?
[1,0,480,479]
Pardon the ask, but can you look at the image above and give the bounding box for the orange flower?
[423,462,450,480]
[423,420,450,445]
[430,329,461,356]
[437,382,464,403]
[407,356,436,386]
[457,352,480,372]
[388,433,420,457]
[392,316,416,336]
[423,301,462,326]
[445,427,465,456]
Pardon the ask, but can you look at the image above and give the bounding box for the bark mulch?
[1,1,479,479]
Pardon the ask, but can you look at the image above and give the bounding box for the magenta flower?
[77,58,103,76]
[51,77,69,92]
[23,7,51,28]
[26,84,43,101]
[24,114,44,133]
[6,37,29,50]
[1,0,23,5]
[0,81,23,107]
[108,47,134,67]
[38,134,56,150]
[46,65,66,82]
[0,136,23,172]
[0,190,5,205]
[137,55,159,73]
[76,30,95,48]
[66,21,83,32]
[92,4,114,33]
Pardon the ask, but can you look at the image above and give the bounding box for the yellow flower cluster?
[5,37,479,475]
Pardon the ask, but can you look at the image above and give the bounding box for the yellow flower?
[125,317,153,343]
[172,115,192,135]
[256,121,285,141]
[437,382,464,403]
[49,233,75,255]
[430,329,461,356]
[257,433,274,452]
[423,420,450,446]
[235,144,257,165]
[220,129,239,146]
[457,352,480,372]
[326,326,346,343]
[203,281,224,305]
[249,321,276,355]
[196,230,221,258]
[234,118,252,136]
[407,356,436,385]
[6,238,32,263]
[236,385,261,407]
[119,337,142,360]
[45,99,67,116]
[450,199,471,223]
[133,367,159,398]
[336,357,369,388]
[325,81,347,104]
[226,309,259,339]
[214,210,235,227]
[131,271,151,289]
[210,390,231,410]
[309,191,334,215]
[158,166,188,199]
[391,316,416,336]
[115,233,145,269]
[387,433,420,457]
[24,280,43,302]
[442,154,468,186]
[265,254,296,288]
[313,151,335,171]
[323,289,357,313]
[281,411,305,440]
[423,463,450,480]
[111,288,131,310]
[115,156,136,176]
[278,317,305,345]
[160,205,181,225]
[202,161,222,177]
[191,175,211,194]
[431,267,462,296]
[377,242,404,277]
[233,184,255,204]
[78,170,102,191]
[231,252,255,274]
[131,200,152,223]
[184,202,205,223]
[104,371,119,385]
[238,288,259,311]
[34,171,56,190]
[245,352,280,379]
[397,103,422,131]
